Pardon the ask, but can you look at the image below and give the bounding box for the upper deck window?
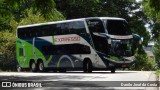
[86,19,105,33]
[17,21,86,38]
[106,20,131,35]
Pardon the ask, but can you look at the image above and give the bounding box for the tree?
[143,0,160,68]
[55,0,102,19]
[0,0,13,31]
[152,37,160,67]
[149,0,160,12]
[55,0,150,46]
[0,0,65,70]
[0,0,64,31]
[55,0,154,70]
[0,9,62,70]
[0,30,16,70]
[134,52,156,71]
[3,0,64,20]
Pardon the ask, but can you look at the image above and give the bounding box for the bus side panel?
[16,38,23,67]
[46,54,107,70]
[47,55,83,69]
[34,36,54,68]
[16,38,35,68]
[23,38,35,68]
[47,54,97,70]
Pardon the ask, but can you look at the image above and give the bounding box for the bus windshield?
[106,20,131,35]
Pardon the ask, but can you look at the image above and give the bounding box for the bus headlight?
[139,40,142,44]
[139,37,143,44]
[108,38,111,44]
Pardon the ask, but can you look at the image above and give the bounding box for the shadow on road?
[51,71,137,74]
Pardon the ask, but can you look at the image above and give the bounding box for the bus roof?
[17,17,125,29]
[87,17,125,20]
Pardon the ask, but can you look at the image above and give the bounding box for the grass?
[156,70,160,76]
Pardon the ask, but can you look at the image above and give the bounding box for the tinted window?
[19,48,23,56]
[17,21,86,38]
[42,44,91,55]
[86,19,105,33]
[18,25,56,38]
[106,20,131,35]
[69,21,86,34]
[52,21,86,35]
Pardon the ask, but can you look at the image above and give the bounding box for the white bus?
[16,17,142,73]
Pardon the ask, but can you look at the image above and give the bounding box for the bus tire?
[59,68,66,73]
[38,61,44,72]
[111,67,115,73]
[17,65,22,72]
[83,59,92,73]
[30,61,37,72]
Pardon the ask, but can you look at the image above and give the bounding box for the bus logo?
[2,82,11,87]
[54,37,80,42]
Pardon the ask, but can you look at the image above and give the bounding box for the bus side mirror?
[133,34,143,44]
[139,37,143,45]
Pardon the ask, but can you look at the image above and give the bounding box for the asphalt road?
[0,71,158,90]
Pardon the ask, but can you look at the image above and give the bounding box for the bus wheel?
[111,67,115,73]
[38,61,44,72]
[83,59,92,73]
[17,65,22,72]
[30,61,37,72]
[59,69,66,73]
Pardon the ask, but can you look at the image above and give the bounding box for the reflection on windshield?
[106,20,131,35]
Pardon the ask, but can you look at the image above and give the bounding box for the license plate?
[122,64,127,67]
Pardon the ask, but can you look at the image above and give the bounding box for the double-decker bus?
[16,17,142,73]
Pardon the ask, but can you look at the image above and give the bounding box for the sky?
[136,0,142,2]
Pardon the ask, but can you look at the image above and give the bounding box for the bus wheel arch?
[16,60,22,72]
[83,58,92,73]
[37,59,45,72]
[29,59,37,72]
[17,64,22,72]
[110,66,116,73]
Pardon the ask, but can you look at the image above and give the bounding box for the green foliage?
[129,17,150,46]
[0,0,65,71]
[151,22,160,40]
[0,0,64,32]
[149,0,160,12]
[133,50,156,71]
[156,70,160,76]
[143,0,160,40]
[56,0,150,46]
[55,0,102,19]
[143,0,160,70]
[0,0,155,71]
[152,37,160,67]
[11,9,47,27]
[0,30,16,70]
[0,1,12,31]
[3,0,64,20]
[0,9,64,70]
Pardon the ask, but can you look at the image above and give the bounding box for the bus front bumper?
[105,56,136,68]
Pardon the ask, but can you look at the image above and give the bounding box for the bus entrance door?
[87,19,108,68]
[17,40,26,67]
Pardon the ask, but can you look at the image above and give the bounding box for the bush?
[152,37,160,68]
[0,31,16,70]
[0,9,64,71]
[133,49,156,71]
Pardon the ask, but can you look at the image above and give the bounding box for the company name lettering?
[55,37,80,42]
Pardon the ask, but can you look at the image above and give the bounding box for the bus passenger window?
[86,19,105,33]
[68,21,86,34]
[56,24,62,35]
[19,48,24,56]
